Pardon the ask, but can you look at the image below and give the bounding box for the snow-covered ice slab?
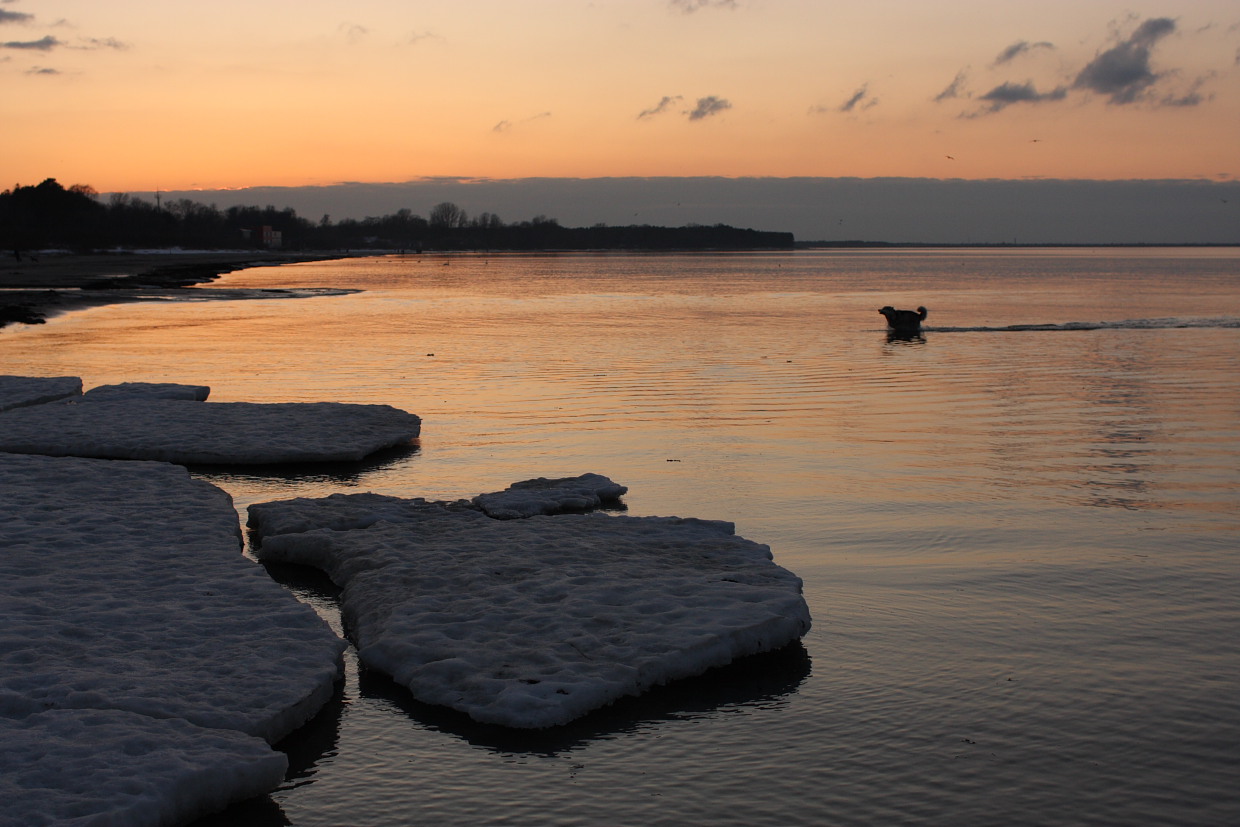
[83,380,211,401]
[245,473,626,539]
[255,511,811,728]
[0,452,347,822]
[0,374,81,412]
[472,473,629,519]
[0,452,345,740]
[0,398,420,464]
[0,707,286,827]
[249,491,485,540]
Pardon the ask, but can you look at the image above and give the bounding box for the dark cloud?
[687,95,731,120]
[25,65,58,75]
[838,85,877,113]
[637,95,683,120]
[934,70,968,102]
[993,40,1054,66]
[0,9,33,24]
[492,120,512,133]
[1073,17,1176,104]
[669,0,737,13]
[975,81,1068,113]
[1,34,58,49]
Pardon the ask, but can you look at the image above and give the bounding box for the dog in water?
[878,305,927,337]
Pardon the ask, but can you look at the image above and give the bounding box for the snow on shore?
[0,397,420,464]
[251,480,811,729]
[0,452,346,825]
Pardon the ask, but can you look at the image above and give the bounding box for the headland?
[0,250,359,328]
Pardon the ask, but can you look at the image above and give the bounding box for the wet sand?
[0,251,361,327]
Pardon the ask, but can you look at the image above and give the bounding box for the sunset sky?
[3,0,1239,195]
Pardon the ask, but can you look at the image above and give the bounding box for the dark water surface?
[4,249,1239,825]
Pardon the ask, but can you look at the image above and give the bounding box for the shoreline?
[0,250,365,328]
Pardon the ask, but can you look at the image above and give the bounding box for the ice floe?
[82,381,211,401]
[0,374,82,412]
[0,452,346,822]
[472,472,629,519]
[0,707,287,827]
[249,491,485,540]
[251,485,811,729]
[0,398,420,464]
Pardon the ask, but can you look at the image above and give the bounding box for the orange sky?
[2,0,1238,193]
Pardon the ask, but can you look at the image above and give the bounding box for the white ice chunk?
[255,511,811,728]
[0,707,286,827]
[0,398,420,464]
[248,491,484,539]
[83,381,211,401]
[472,473,629,519]
[0,452,345,742]
[0,374,82,411]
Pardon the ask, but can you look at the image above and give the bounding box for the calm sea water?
[4,249,1240,826]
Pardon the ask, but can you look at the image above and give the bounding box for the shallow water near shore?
[3,248,1240,825]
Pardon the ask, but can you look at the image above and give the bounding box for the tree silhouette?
[1,181,793,253]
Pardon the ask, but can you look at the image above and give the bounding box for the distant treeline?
[1,178,793,252]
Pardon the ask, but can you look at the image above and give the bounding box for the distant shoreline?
[795,241,1240,249]
[0,250,363,328]
[5,243,1237,329]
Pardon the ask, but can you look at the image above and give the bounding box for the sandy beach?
[0,250,359,327]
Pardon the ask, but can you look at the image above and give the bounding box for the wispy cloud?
[405,30,439,47]
[687,95,731,120]
[75,36,129,51]
[1073,17,1176,104]
[338,22,368,43]
[493,111,552,133]
[838,84,878,113]
[1,34,59,50]
[992,40,1054,66]
[669,0,737,13]
[637,95,683,119]
[934,69,969,102]
[1160,74,1214,107]
[25,65,58,75]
